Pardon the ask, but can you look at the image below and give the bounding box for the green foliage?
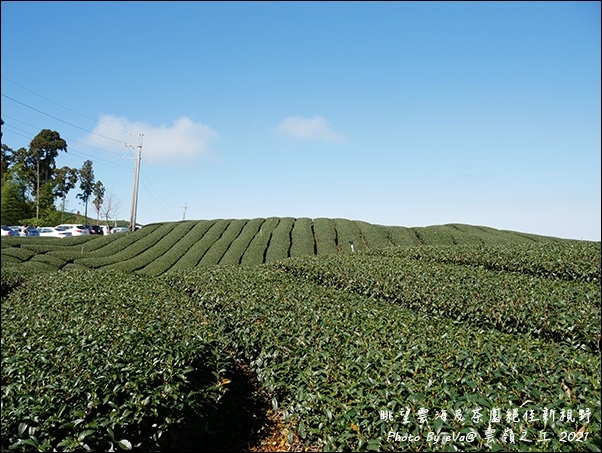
[74,224,168,269]
[412,225,456,245]
[384,225,422,246]
[76,160,95,221]
[239,217,279,266]
[102,222,196,273]
[354,220,392,249]
[1,227,600,451]
[139,220,214,276]
[1,246,36,263]
[168,219,227,270]
[166,264,601,452]
[313,218,339,255]
[334,218,362,253]
[275,249,601,354]
[1,168,28,225]
[1,270,233,452]
[199,219,247,266]
[368,242,600,284]
[218,218,263,266]
[0,267,32,297]
[290,217,316,258]
[1,219,594,277]
[265,217,295,263]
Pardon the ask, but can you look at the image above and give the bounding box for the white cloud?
[81,115,218,163]
[277,115,346,143]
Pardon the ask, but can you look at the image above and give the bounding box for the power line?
[1,83,183,222]
[2,76,125,133]
[2,115,131,172]
[138,174,179,213]
[1,123,33,139]
[2,93,125,145]
[138,158,179,209]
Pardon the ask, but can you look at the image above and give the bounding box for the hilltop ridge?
[1,218,585,276]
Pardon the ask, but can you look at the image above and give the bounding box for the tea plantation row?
[1,234,600,452]
[0,218,570,275]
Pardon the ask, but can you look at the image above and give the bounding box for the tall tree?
[27,130,68,218]
[76,160,95,223]
[54,166,78,220]
[1,166,28,225]
[1,144,13,183]
[92,180,105,223]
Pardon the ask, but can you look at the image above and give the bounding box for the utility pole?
[36,155,40,219]
[182,203,187,221]
[126,133,143,232]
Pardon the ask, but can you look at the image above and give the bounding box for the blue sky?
[2,1,600,241]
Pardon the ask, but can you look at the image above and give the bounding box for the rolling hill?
[0,218,578,275]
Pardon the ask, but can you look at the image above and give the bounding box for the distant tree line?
[1,118,106,226]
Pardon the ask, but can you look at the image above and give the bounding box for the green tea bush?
[384,225,422,246]
[274,248,601,354]
[199,219,247,266]
[2,220,600,451]
[290,217,316,258]
[3,250,600,452]
[143,220,215,275]
[1,270,234,452]
[3,219,579,273]
[0,268,32,296]
[265,217,294,263]
[74,224,171,269]
[355,221,392,249]
[313,218,338,255]
[169,219,229,270]
[1,247,35,263]
[218,218,263,265]
[412,226,456,245]
[239,217,279,266]
[83,224,162,255]
[30,253,68,269]
[102,221,196,272]
[334,218,362,253]
[369,242,601,284]
[166,265,601,452]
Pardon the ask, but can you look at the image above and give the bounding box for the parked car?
[87,225,104,235]
[1,225,16,237]
[55,224,90,236]
[13,226,40,237]
[111,227,130,234]
[38,227,73,238]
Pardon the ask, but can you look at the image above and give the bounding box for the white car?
[1,225,17,237]
[110,226,130,234]
[38,227,73,238]
[55,224,90,236]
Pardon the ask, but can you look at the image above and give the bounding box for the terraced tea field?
[0,218,574,275]
[1,218,600,452]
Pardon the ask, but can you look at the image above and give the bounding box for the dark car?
[87,225,104,235]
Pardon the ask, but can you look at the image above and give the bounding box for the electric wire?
[2,93,125,145]
[2,76,124,133]
[2,115,131,172]
[140,165,177,210]
[2,81,186,220]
